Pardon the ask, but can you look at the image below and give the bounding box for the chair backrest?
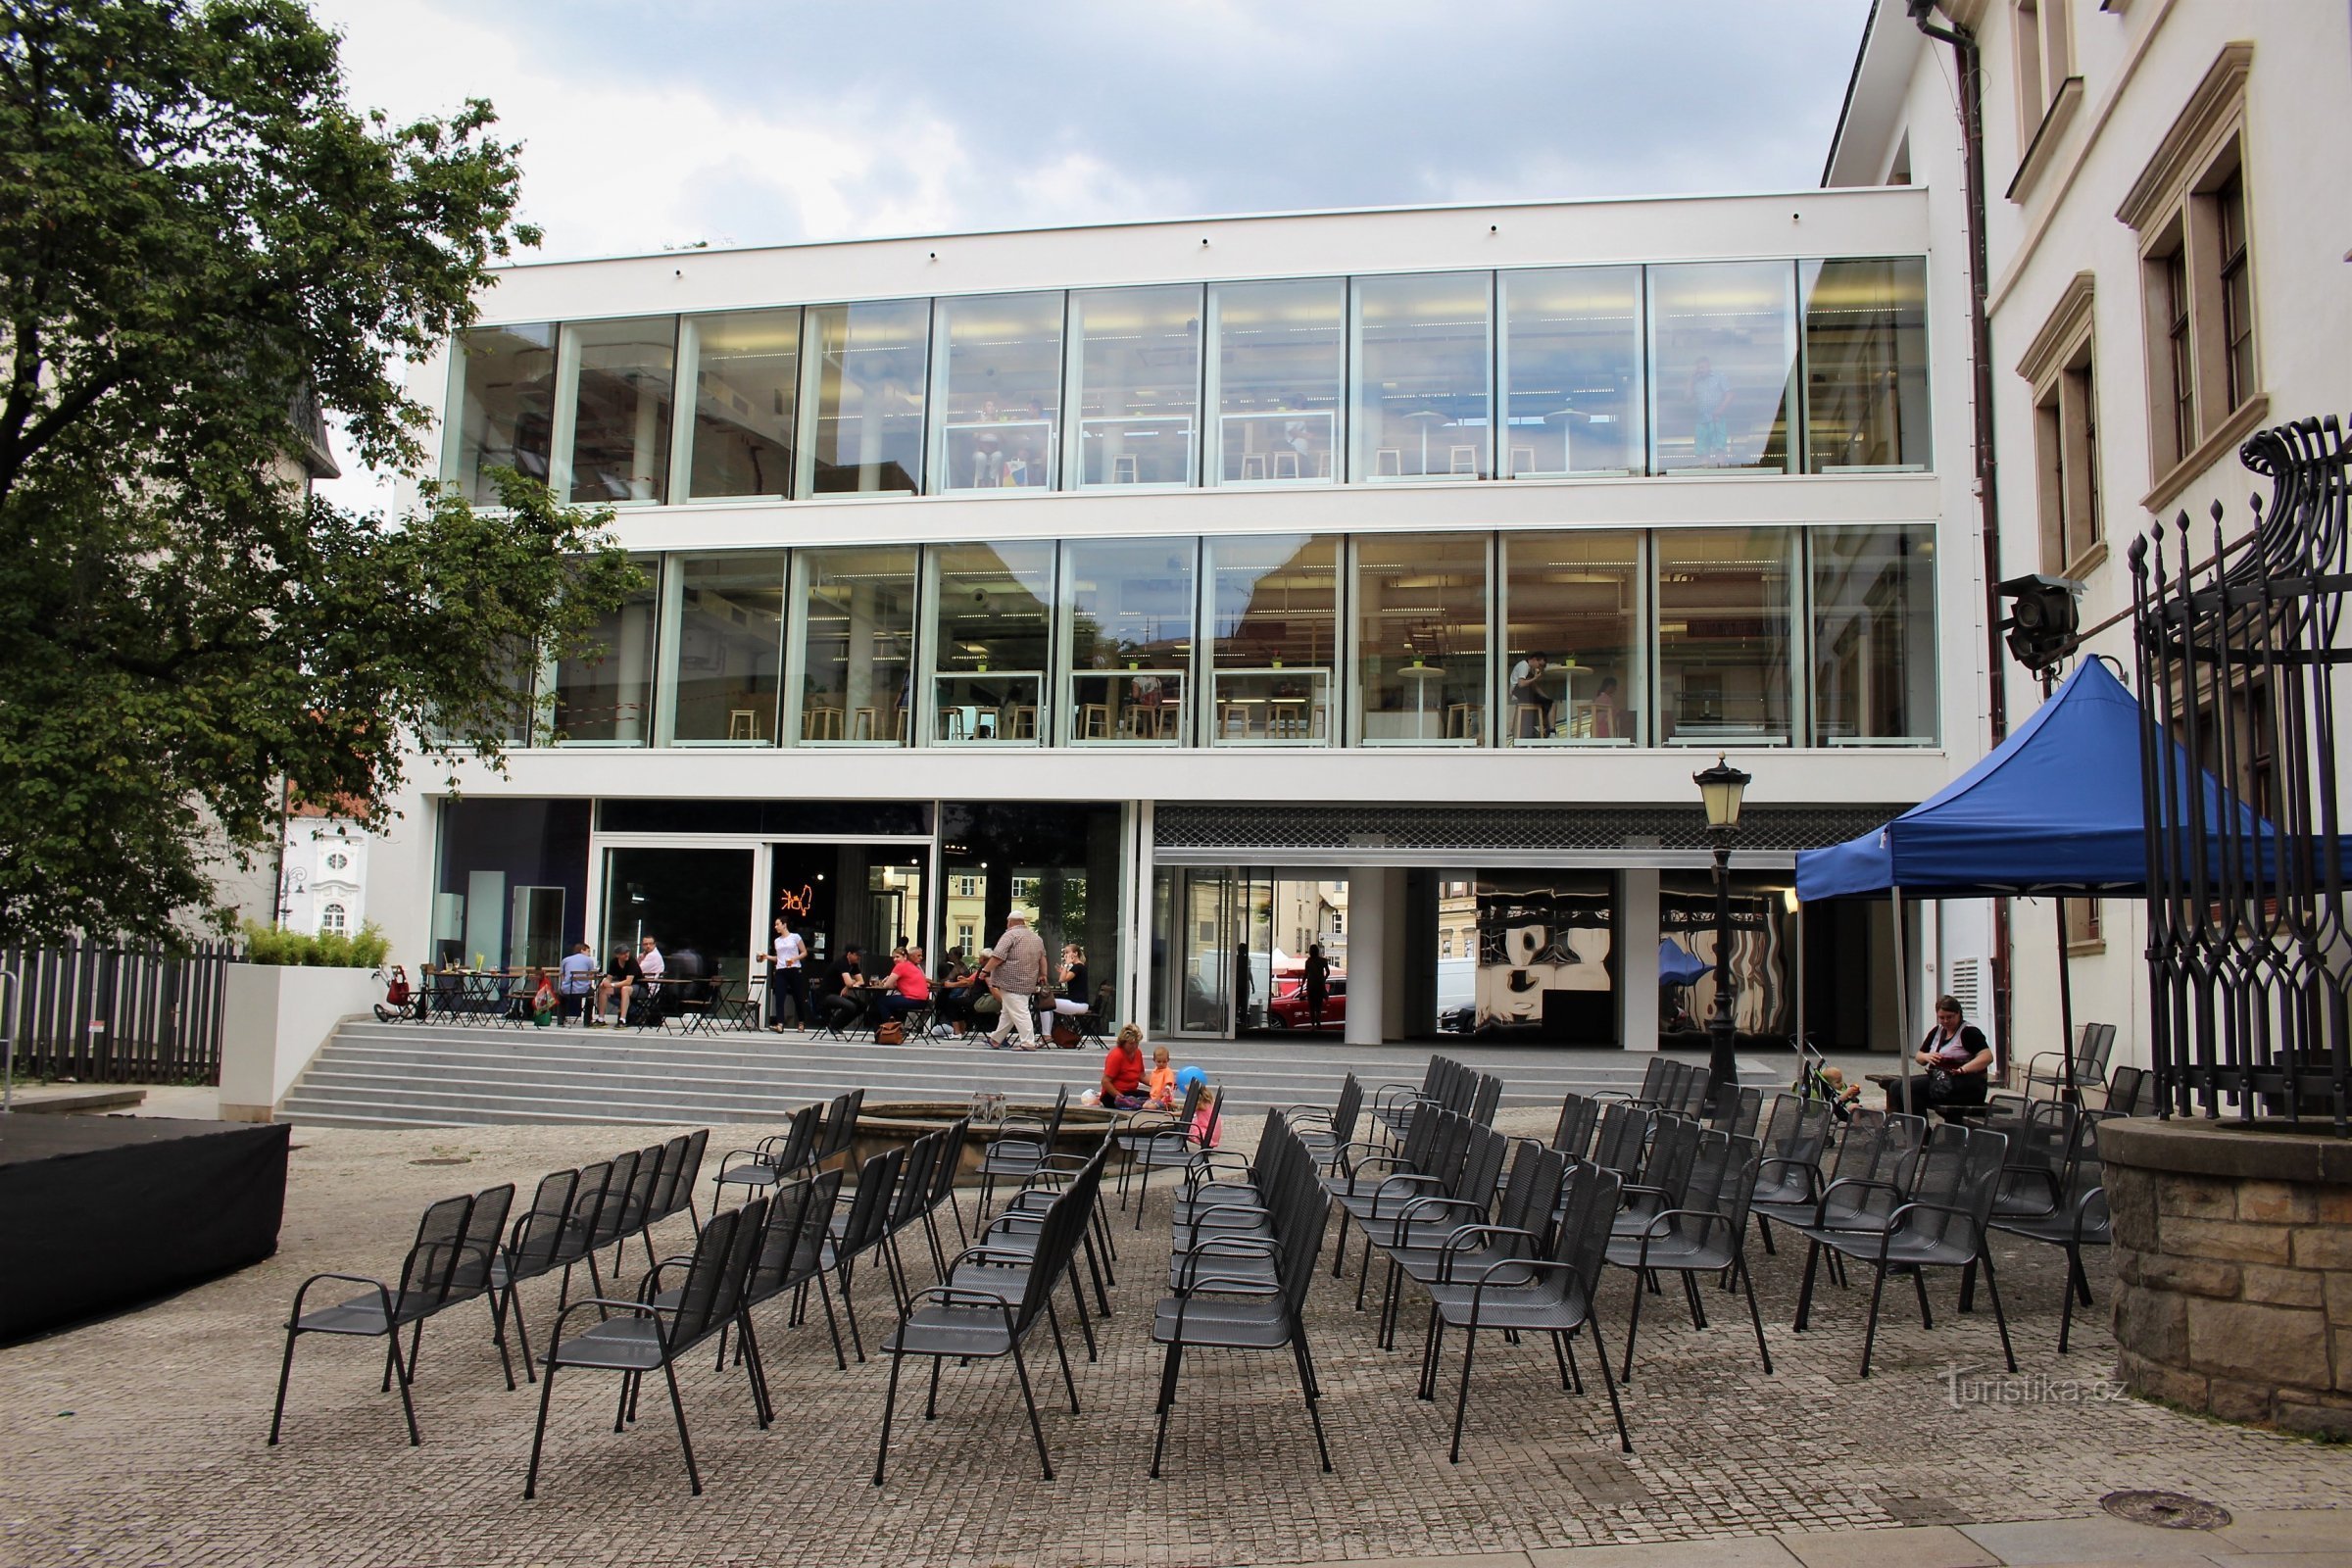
[1270,1129,1334,1312]
[1897,1125,2009,1254]
[1592,1102,1650,1177]
[508,1168,581,1281]
[926,1118,972,1207]
[1328,1074,1363,1144]
[1423,1109,1475,1194]
[1670,1062,1712,1119]
[816,1089,867,1164]
[1821,1106,1887,1189]
[1711,1132,1763,1233]
[835,1148,904,1259]
[751,1168,845,1302]
[1009,1180,1095,1332]
[1551,1092,1599,1161]
[1632,1056,1673,1103]
[396,1193,478,1313]
[890,1131,942,1233]
[662,1200,758,1352]
[1467,1073,1502,1128]
[1550,1162,1624,1309]
[558,1160,613,1266]
[2080,1022,2117,1080]
[1454,1123,1509,1206]
[1168,1076,1206,1130]
[659,1129,710,1222]
[645,1134,691,1219]
[621,1142,666,1226]
[1639,1113,1703,1205]
[770,1102,823,1173]
[449,1183,515,1298]
[2103,1063,2149,1116]
[1708,1085,1764,1139]
[1761,1092,1834,1171]
[588,1150,642,1249]
[1495,1140,1568,1244]
[2063,1113,2106,1208]
[1035,1084,1071,1147]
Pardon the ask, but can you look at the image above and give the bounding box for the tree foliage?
[0,1,636,944]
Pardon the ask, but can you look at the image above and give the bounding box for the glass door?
[1167,867,1237,1038]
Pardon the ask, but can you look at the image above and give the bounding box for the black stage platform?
[0,1115,290,1342]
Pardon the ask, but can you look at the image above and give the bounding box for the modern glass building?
[380,192,1980,1052]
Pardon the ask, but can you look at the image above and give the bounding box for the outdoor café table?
[676,976,739,1037]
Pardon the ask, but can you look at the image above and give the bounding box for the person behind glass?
[1302,942,1332,1032]
[594,944,639,1027]
[557,941,599,1025]
[1051,943,1091,1020]
[1689,354,1734,466]
[1509,651,1553,738]
[816,943,865,1031]
[1589,675,1621,740]
[876,945,931,1035]
[766,915,810,1032]
[1888,993,1994,1113]
[1099,1024,1149,1109]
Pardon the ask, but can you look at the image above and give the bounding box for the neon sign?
[778,884,817,918]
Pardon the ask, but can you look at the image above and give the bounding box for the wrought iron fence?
[0,938,236,1085]
[2129,413,2351,1135]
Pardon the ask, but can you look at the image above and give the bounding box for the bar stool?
[1270,450,1300,480]
[1268,697,1306,740]
[1004,705,1038,740]
[1445,703,1479,739]
[803,706,843,740]
[1078,703,1111,739]
[1511,702,1546,741]
[853,707,879,740]
[1240,453,1266,480]
[727,709,761,741]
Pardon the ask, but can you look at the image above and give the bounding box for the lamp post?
[1692,754,1752,1112]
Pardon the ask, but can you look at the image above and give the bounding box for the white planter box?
[219,964,378,1122]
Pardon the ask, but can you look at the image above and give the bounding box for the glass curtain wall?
[801,299,929,495]
[553,560,660,744]
[1205,535,1341,746]
[1810,524,1936,745]
[1499,269,1644,476]
[1210,278,1344,484]
[1060,537,1195,744]
[686,308,800,500]
[934,291,1062,492]
[564,318,676,504]
[928,542,1054,745]
[1351,272,1492,481]
[1647,263,1795,473]
[663,552,786,744]
[1354,534,1491,745]
[1655,527,1796,745]
[1501,531,1644,745]
[448,325,558,502]
[1070,285,1200,487]
[1802,258,1932,472]
[793,545,916,745]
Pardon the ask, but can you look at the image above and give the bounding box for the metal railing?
[0,939,235,1086]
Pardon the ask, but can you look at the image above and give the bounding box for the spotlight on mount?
[1998,573,2082,674]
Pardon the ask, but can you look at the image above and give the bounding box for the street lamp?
[1692,754,1752,1111]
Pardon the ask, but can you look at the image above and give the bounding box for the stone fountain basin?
[851,1100,1115,1187]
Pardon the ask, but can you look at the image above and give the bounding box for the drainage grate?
[2100,1491,2231,1531]
[409,1156,472,1166]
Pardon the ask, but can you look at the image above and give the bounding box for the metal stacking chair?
[1321,1097,1450,1277]
[812,1088,868,1172]
[492,1169,580,1384]
[1605,1130,1771,1380]
[1799,1125,2015,1377]
[738,1169,847,1368]
[876,1130,947,1312]
[1707,1085,1764,1139]
[1151,1119,1335,1479]
[1373,1138,1566,1351]
[711,1102,822,1207]
[1111,1076,1206,1203]
[1280,1072,1364,1168]
[1750,1106,1891,1249]
[874,1170,1096,1484]
[1595,1056,1673,1106]
[523,1199,766,1498]
[1746,1093,1836,1254]
[954,1145,1113,1362]
[1984,1111,2110,1351]
[270,1186,514,1446]
[1787,1113,1936,1306]
[1590,1102,1652,1180]
[976,1085,1070,1218]
[1550,1093,1601,1162]
[1420,1162,1630,1461]
[1614,1112,1701,1242]
[1115,1082,1221,1229]
[918,1115,976,1272]
[822,1148,906,1362]
[1371,1057,1454,1142]
[2098,1063,2155,1117]
[2026,1021,2116,1102]
[1357,1122,1511,1334]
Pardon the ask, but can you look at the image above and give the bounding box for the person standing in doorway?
[980,910,1048,1051]
[1302,942,1332,1033]
[767,915,810,1032]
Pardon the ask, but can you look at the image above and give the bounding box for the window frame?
[2017,273,2102,577]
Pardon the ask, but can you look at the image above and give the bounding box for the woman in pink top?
[875,945,932,1034]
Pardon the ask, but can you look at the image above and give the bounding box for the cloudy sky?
[308,0,1876,503]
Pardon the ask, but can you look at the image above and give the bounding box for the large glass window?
[1210,278,1343,484]
[564,318,676,504]
[1502,531,1644,745]
[1802,258,1931,472]
[934,291,1062,492]
[1647,263,1795,473]
[800,299,928,495]
[1059,538,1196,744]
[553,560,660,745]
[793,545,916,746]
[1654,528,1795,745]
[928,543,1054,745]
[1205,535,1341,746]
[685,308,800,500]
[1350,272,1492,481]
[1070,285,1200,487]
[1500,268,1644,477]
[1810,524,1936,745]
[663,552,785,745]
[1353,534,1490,745]
[447,324,556,503]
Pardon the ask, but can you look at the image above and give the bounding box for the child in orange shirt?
[1145,1045,1177,1110]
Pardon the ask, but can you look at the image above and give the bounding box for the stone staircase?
[277,1018,1785,1130]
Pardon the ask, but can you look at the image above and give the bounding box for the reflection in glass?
[1351,272,1492,481]
[1502,532,1643,745]
[1802,258,1931,472]
[564,318,676,504]
[936,291,1062,492]
[666,553,785,745]
[1211,278,1342,484]
[1060,538,1195,743]
[1471,872,1616,1042]
[1500,269,1643,475]
[1206,535,1340,746]
[1354,534,1490,745]
[447,324,556,503]
[795,546,916,747]
[687,309,800,499]
[1654,528,1795,745]
[1647,263,1795,473]
[554,561,660,744]
[801,299,928,495]
[1661,871,1791,1038]
[1810,524,1936,745]
[1072,285,1200,486]
[929,542,1054,745]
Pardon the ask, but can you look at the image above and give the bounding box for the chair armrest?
[1172,1236,1280,1293]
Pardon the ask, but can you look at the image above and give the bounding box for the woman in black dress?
[1302,942,1332,1033]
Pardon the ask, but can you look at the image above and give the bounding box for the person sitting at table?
[815,944,866,1031]
[1886,993,1994,1113]
[594,945,640,1027]
[1099,1024,1149,1109]
[632,934,668,1026]
[875,945,932,1035]
[1051,943,1092,1018]
[935,947,977,1035]
[1509,651,1553,738]
[558,942,599,1025]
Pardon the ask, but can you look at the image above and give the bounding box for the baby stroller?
[372,965,416,1023]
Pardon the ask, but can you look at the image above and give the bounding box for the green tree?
[0,0,636,944]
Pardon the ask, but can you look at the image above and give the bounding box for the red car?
[1265,975,1346,1030]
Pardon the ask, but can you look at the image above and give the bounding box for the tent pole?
[2055,900,2078,1101]
[1792,895,1807,1062]
[1892,885,1912,1110]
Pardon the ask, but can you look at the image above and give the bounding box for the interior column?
[1620,867,1661,1052]
[1345,866,1390,1047]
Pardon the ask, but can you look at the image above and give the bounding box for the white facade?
[278,818,368,939]
[369,189,1992,1051]
[1827,0,2352,1072]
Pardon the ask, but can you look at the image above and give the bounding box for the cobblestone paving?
[2,1110,2345,1568]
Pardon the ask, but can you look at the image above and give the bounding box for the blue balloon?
[1175,1065,1205,1098]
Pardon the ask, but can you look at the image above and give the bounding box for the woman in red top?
[1100,1024,1148,1108]
[875,945,932,1035]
